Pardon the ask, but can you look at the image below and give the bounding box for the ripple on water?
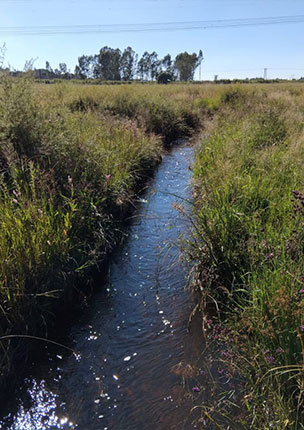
[0,144,205,430]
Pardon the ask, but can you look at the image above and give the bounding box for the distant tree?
[150,51,161,81]
[141,52,151,80]
[74,55,96,79]
[74,65,81,79]
[120,47,138,81]
[59,63,68,75]
[161,54,173,74]
[137,56,145,80]
[157,71,174,84]
[45,61,53,73]
[137,51,160,81]
[95,47,121,80]
[70,46,204,82]
[23,57,38,72]
[174,50,203,81]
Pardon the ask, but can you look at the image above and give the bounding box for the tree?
[136,51,160,81]
[174,50,203,81]
[137,56,145,80]
[74,55,95,79]
[59,63,67,75]
[23,57,38,72]
[137,51,150,80]
[120,47,138,81]
[161,54,173,74]
[150,51,161,80]
[45,61,52,73]
[95,47,121,80]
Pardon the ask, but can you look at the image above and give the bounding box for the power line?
[0,15,303,35]
[203,67,304,73]
[0,0,302,2]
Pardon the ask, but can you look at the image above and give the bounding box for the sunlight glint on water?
[1,144,204,430]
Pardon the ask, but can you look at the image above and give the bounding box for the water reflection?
[1,145,207,430]
[0,379,74,430]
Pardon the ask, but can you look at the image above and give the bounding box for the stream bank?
[0,143,208,430]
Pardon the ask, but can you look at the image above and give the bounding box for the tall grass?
[190,85,304,428]
[2,76,304,422]
[0,77,221,390]
[0,77,172,385]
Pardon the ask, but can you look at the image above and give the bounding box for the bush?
[157,72,174,84]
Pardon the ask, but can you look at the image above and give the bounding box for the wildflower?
[301,325,304,332]
[192,386,200,392]
[13,190,21,198]
[266,355,275,364]
[300,288,304,294]
[68,175,73,184]
[12,198,18,204]
[105,174,111,181]
[276,347,284,354]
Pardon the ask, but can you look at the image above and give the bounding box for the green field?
[0,77,304,428]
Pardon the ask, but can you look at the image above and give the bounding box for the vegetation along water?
[0,78,304,429]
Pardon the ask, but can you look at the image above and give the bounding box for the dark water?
[1,144,206,430]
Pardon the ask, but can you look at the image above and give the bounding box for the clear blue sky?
[1,0,304,80]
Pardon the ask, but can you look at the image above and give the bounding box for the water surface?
[1,143,206,430]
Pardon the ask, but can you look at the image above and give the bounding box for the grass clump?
[0,77,220,390]
[0,77,164,386]
[95,91,200,144]
[189,85,304,429]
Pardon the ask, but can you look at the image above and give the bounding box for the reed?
[189,84,304,428]
[0,76,214,389]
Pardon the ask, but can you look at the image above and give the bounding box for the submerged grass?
[189,84,304,428]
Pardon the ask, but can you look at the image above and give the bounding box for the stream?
[0,143,206,430]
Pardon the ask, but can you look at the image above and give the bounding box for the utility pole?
[264,68,268,80]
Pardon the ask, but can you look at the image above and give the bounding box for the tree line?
[45,47,203,82]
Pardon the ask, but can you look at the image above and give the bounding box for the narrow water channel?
[1,143,205,430]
